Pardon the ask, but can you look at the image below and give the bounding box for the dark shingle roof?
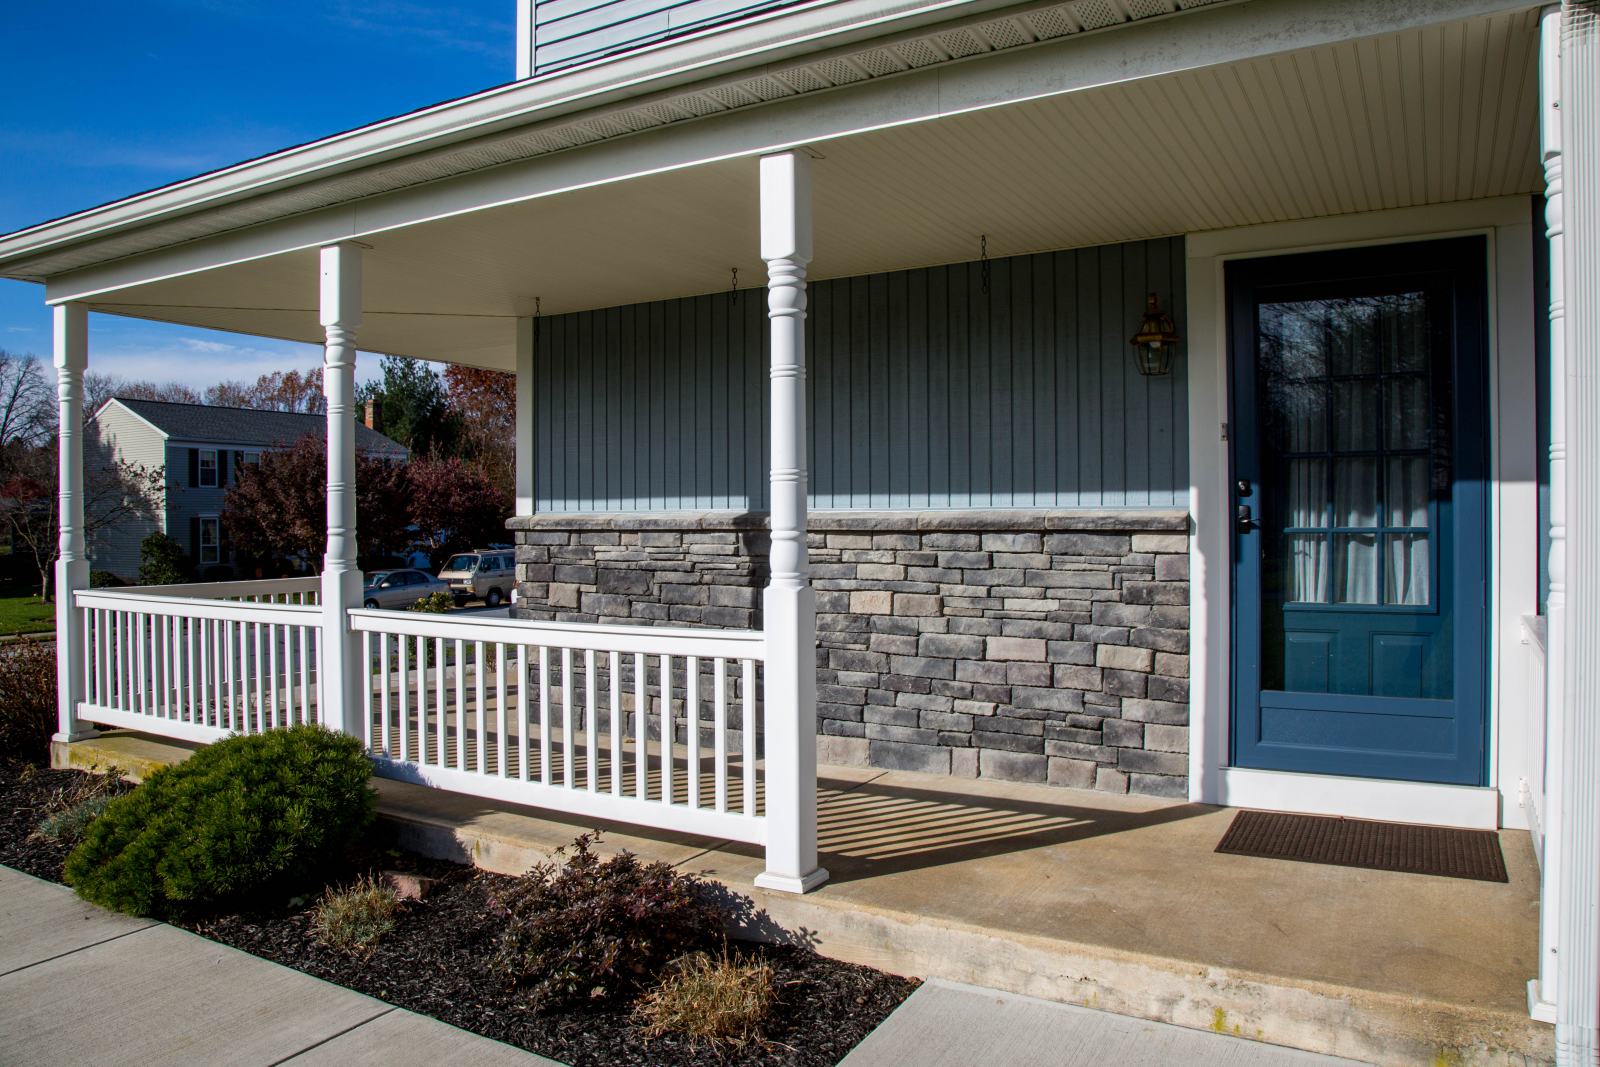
[111,397,408,456]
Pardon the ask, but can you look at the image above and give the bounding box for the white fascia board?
[38,0,1535,303]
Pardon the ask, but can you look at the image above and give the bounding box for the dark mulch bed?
[0,762,916,1066]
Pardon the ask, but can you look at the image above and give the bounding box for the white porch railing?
[70,583,768,849]
[76,580,324,744]
[350,609,767,844]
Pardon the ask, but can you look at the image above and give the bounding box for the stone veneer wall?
[507,510,1191,797]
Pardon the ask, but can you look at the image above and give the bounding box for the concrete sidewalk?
[0,866,560,1067]
[841,979,1368,1067]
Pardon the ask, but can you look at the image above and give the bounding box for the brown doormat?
[1215,809,1508,882]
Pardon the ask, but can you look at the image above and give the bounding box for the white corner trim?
[1217,768,1500,830]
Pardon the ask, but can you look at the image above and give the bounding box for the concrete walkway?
[842,980,1367,1067]
[0,866,560,1066]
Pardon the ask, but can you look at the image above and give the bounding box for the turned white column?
[52,302,91,743]
[320,242,364,737]
[1537,3,1568,1021]
[1557,2,1600,1061]
[755,150,827,894]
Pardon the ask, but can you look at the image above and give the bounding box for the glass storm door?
[1228,238,1488,785]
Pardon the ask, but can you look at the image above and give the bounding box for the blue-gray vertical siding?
[534,236,1188,512]
[532,0,803,73]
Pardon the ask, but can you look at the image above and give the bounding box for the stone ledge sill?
[507,509,1192,534]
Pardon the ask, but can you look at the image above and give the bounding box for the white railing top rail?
[112,576,321,599]
[77,587,321,623]
[348,607,765,660]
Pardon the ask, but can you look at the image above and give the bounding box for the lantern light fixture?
[1131,292,1180,377]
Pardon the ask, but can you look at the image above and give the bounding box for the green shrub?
[312,875,400,952]
[89,570,125,589]
[0,638,58,766]
[490,833,726,1010]
[64,725,376,917]
[138,532,188,585]
[408,590,454,614]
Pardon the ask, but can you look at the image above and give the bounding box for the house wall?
[86,406,166,579]
[166,443,233,571]
[535,237,1187,512]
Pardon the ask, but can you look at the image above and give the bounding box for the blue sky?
[0,2,513,389]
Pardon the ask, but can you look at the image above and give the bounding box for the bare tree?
[0,351,54,466]
[83,373,202,412]
[0,444,164,600]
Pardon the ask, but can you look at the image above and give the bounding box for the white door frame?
[1185,196,1538,831]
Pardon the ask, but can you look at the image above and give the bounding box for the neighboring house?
[87,397,407,579]
[7,1,1600,1062]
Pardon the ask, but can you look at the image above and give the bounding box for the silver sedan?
[361,568,452,610]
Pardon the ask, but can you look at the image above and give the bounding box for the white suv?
[438,550,516,607]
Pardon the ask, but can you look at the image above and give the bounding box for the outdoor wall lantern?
[1131,292,1180,376]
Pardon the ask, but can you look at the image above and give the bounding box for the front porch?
[54,727,1548,1064]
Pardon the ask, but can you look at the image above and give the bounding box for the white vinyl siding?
[86,404,168,579]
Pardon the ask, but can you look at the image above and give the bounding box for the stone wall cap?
[507,509,1191,534]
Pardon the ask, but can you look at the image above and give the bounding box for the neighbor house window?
[199,517,221,565]
[198,449,218,488]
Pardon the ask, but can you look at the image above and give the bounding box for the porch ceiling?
[86,7,1539,372]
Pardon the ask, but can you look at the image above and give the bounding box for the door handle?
[1236,503,1256,531]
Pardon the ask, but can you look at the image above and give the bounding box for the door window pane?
[1332,381,1378,450]
[1333,458,1379,528]
[1268,379,1328,451]
[1384,376,1430,449]
[1379,293,1429,372]
[1285,534,1329,604]
[1288,459,1328,528]
[1386,457,1430,527]
[1329,307,1377,375]
[1333,532,1379,604]
[1385,534,1431,605]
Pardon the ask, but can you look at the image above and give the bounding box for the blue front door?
[1229,239,1489,785]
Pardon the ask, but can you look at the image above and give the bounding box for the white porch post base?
[757,149,827,894]
[319,242,364,737]
[52,302,91,743]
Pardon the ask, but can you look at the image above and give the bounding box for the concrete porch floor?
[54,732,1551,1066]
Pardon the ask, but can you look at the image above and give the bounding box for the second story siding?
[524,0,804,75]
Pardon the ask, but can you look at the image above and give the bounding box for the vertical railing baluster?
[517,645,530,781]
[298,623,311,726]
[609,650,622,797]
[634,651,647,800]
[561,647,574,788]
[383,634,394,759]
[135,608,147,719]
[585,649,597,792]
[475,641,487,775]
[454,638,467,770]
[496,643,508,778]
[362,631,374,751]
[435,637,447,766]
[539,646,552,786]
[661,654,674,806]
[686,655,700,809]
[393,633,406,758]
[743,658,758,817]
[253,621,265,732]
[714,657,728,813]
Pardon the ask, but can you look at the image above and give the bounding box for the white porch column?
[1557,2,1600,1061]
[319,242,364,737]
[1536,3,1567,1021]
[755,150,827,894]
[52,302,91,743]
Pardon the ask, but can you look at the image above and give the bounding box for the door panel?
[1229,239,1488,785]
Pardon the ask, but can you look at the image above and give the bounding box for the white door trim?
[1185,196,1539,830]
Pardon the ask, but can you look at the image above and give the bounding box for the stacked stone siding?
[508,510,1191,797]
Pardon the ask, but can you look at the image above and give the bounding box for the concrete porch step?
[53,731,1553,1066]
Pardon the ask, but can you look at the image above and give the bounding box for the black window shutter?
[216,450,228,485]
[189,516,200,555]
[188,449,199,487]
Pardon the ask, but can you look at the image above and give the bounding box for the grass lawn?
[0,592,54,636]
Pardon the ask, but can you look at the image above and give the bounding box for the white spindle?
[661,654,674,806]
[561,647,574,787]
[496,643,508,778]
[686,656,700,809]
[475,640,487,775]
[743,658,757,816]
[517,645,529,780]
[585,649,597,792]
[714,658,728,813]
[634,651,647,800]
[455,638,467,770]
[609,650,621,797]
[539,646,552,785]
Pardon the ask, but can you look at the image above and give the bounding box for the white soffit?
[85,9,1541,372]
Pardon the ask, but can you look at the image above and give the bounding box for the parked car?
[437,549,516,606]
[362,568,452,610]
